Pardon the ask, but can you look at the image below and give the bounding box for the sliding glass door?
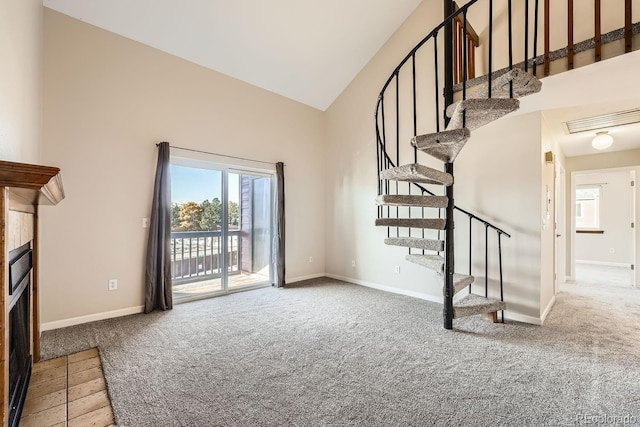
[170,159,273,301]
[228,172,272,289]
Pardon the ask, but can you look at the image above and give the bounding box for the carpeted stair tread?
[375,218,446,230]
[411,128,471,163]
[453,67,510,93]
[442,274,475,295]
[405,254,444,272]
[380,164,453,186]
[385,237,444,252]
[454,68,542,100]
[375,195,448,208]
[445,98,520,132]
[453,293,506,319]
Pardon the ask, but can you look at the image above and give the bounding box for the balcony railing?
[170,230,241,284]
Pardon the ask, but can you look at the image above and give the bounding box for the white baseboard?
[502,311,542,326]
[41,273,545,329]
[540,295,557,325]
[576,260,630,267]
[286,273,326,284]
[41,305,144,331]
[326,273,545,325]
[325,273,444,304]
[41,275,324,331]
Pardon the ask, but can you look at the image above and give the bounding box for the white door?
[630,170,637,287]
[555,162,566,294]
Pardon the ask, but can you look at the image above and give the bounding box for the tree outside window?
[575,186,600,229]
[171,198,239,231]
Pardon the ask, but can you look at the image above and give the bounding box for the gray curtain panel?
[273,162,286,287]
[145,142,173,313]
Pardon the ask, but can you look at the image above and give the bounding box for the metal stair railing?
[375,0,637,328]
[375,0,542,327]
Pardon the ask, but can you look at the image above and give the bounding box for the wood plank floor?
[20,348,115,427]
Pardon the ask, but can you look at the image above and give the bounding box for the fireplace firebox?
[8,243,33,427]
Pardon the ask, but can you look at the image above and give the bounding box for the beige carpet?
[575,262,632,288]
[40,277,640,426]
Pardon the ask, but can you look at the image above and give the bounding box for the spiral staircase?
[374,0,637,329]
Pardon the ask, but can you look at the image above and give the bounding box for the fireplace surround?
[0,160,64,427]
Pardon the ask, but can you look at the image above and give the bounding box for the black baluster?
[525,0,529,72]
[498,233,505,323]
[488,0,493,98]
[485,224,489,298]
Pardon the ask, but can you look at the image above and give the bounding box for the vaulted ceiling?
[43,1,640,157]
[43,0,423,111]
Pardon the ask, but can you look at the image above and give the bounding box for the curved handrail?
[375,0,480,109]
[376,137,512,238]
[374,0,513,238]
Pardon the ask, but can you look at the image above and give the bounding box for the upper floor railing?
[541,0,637,75]
[453,1,479,84]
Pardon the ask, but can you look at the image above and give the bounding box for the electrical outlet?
[108,279,118,291]
[142,218,150,228]
[394,265,400,274]
[351,260,356,267]
[309,256,313,263]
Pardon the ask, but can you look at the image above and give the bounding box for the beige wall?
[539,115,566,319]
[38,0,640,328]
[325,0,547,322]
[40,10,326,325]
[325,1,448,300]
[457,112,544,320]
[0,0,42,163]
[567,150,640,172]
[540,121,555,319]
[575,170,633,265]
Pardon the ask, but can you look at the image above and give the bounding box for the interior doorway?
[570,167,636,289]
[169,157,274,302]
[554,162,566,294]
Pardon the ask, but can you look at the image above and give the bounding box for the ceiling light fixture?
[591,131,613,150]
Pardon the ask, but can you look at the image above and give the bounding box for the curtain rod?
[157,143,281,166]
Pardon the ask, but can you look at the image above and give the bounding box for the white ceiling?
[543,102,640,158]
[42,1,640,155]
[43,0,423,111]
[517,49,640,158]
